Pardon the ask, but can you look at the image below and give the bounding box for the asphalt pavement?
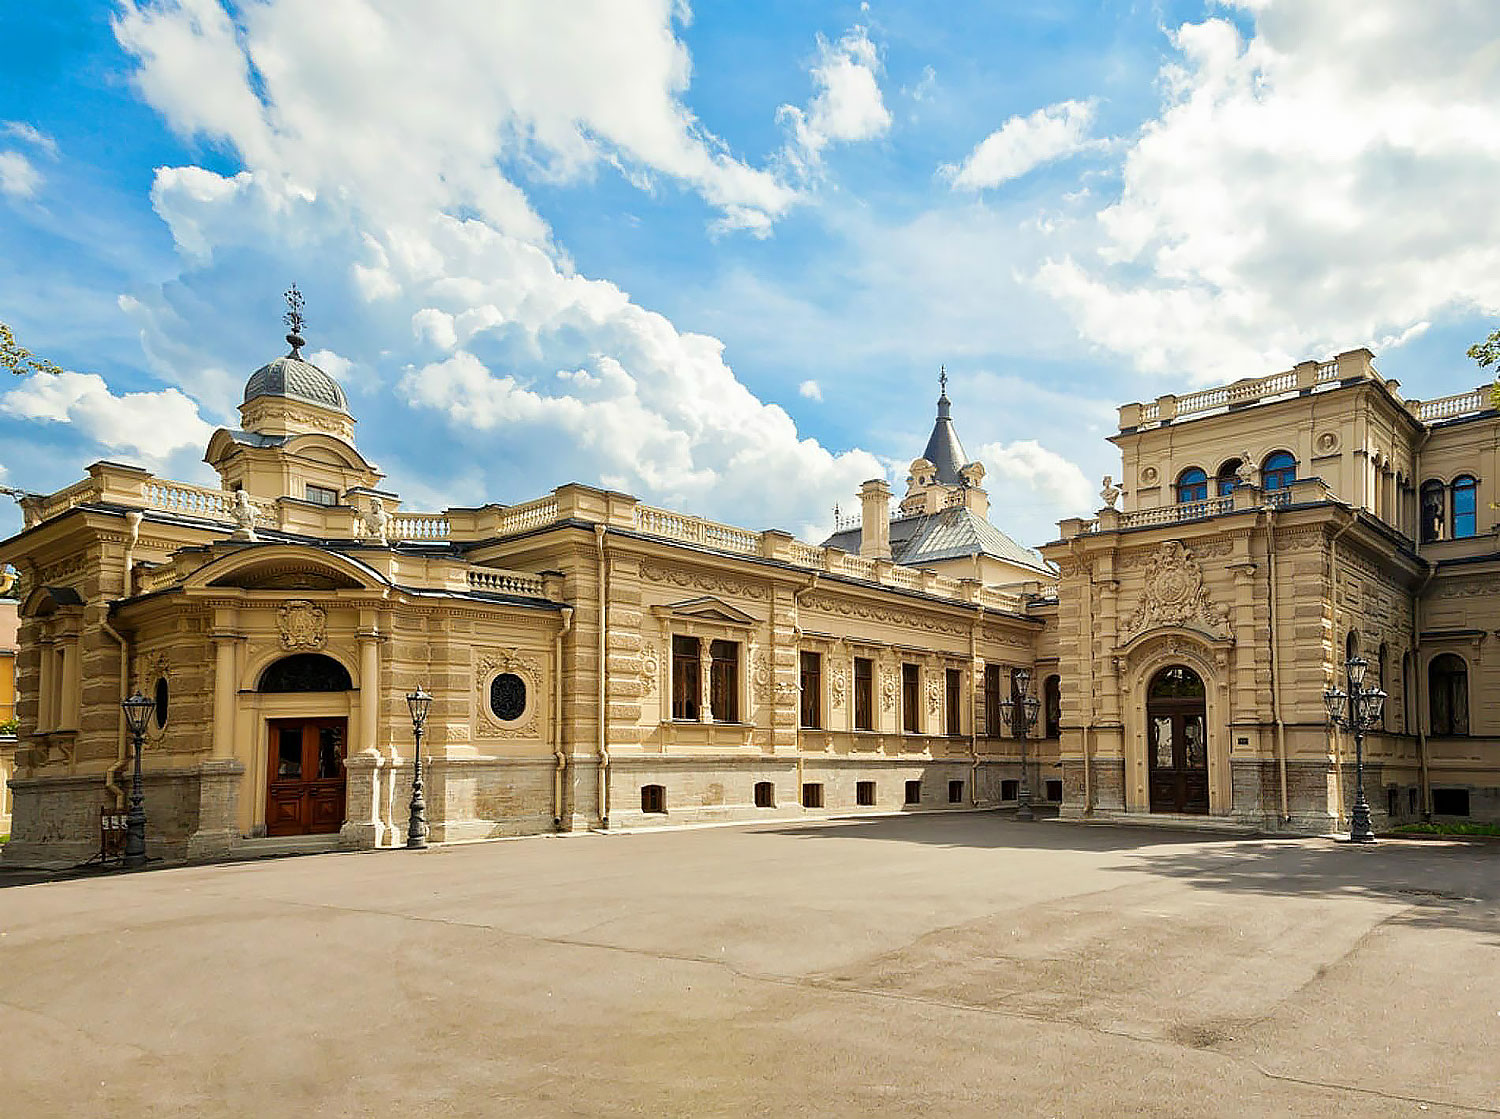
[2,814,1496,1117]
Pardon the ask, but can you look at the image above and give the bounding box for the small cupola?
[239,286,355,440]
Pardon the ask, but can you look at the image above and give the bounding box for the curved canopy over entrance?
[1147,665,1208,814]
[259,653,353,693]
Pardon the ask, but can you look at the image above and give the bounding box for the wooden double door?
[266,718,348,836]
[1148,701,1209,815]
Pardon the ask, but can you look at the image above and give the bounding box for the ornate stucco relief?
[639,562,769,601]
[1119,542,1230,643]
[475,647,543,737]
[277,600,328,650]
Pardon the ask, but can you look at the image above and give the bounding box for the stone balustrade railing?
[389,513,450,541]
[1120,349,1376,431]
[467,568,547,597]
[23,465,1057,616]
[1415,387,1490,423]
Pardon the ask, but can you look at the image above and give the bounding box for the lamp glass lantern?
[406,688,433,731]
[122,693,156,736]
[1322,687,1347,726]
[1346,655,1368,688]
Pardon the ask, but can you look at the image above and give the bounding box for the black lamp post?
[1323,655,1385,844]
[120,693,157,868]
[999,666,1042,821]
[405,687,433,849]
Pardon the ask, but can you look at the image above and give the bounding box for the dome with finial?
[242,285,350,416]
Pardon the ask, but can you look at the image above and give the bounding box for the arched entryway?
[259,653,352,836]
[1147,665,1208,814]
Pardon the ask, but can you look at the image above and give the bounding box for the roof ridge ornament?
[938,365,948,398]
[283,284,307,357]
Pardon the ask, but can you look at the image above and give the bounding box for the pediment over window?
[651,596,756,626]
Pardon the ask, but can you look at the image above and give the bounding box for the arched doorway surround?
[257,652,354,837]
[1120,630,1232,815]
[1146,665,1208,814]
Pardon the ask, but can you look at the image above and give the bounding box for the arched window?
[1420,480,1446,543]
[1451,475,1478,538]
[1043,674,1061,739]
[1261,451,1296,491]
[1176,467,1208,503]
[259,653,353,693]
[1429,654,1468,736]
[1215,460,1241,497]
[153,677,169,729]
[1345,630,1359,665]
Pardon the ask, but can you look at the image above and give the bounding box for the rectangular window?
[802,782,824,808]
[1000,779,1018,802]
[709,639,739,723]
[800,651,821,729]
[305,483,339,506]
[1045,779,1063,803]
[902,664,920,733]
[1432,787,1470,817]
[984,664,1001,736]
[754,781,775,808]
[904,779,922,806]
[641,785,666,814]
[854,657,874,731]
[945,668,962,736]
[856,780,875,806]
[948,780,964,804]
[671,635,700,721]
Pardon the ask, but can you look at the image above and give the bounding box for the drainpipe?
[1076,538,1094,815]
[1326,513,1357,824]
[552,605,574,829]
[792,572,819,796]
[1263,505,1288,825]
[594,526,609,829]
[1413,559,1436,819]
[100,512,144,810]
[969,606,984,804]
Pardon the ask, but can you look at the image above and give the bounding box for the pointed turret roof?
[921,368,967,485]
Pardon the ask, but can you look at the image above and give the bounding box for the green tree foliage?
[1468,326,1500,409]
[0,322,63,376]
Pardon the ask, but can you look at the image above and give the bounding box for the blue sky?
[2,0,1498,551]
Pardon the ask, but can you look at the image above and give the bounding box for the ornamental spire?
[283,284,307,357]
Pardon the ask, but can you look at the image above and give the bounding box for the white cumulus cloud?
[944,99,1101,190]
[1,371,213,464]
[799,379,823,401]
[780,25,891,172]
[107,1,884,537]
[1033,0,1500,383]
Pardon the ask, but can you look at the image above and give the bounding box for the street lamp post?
[405,687,433,849]
[1322,655,1385,844]
[120,693,157,868]
[999,666,1042,821]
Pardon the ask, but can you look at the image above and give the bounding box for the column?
[211,634,238,758]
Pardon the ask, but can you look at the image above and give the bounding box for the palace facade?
[2,327,1496,866]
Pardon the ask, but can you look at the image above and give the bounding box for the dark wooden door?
[266,718,347,836]
[1148,706,1208,814]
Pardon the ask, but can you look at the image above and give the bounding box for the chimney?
[859,479,892,560]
